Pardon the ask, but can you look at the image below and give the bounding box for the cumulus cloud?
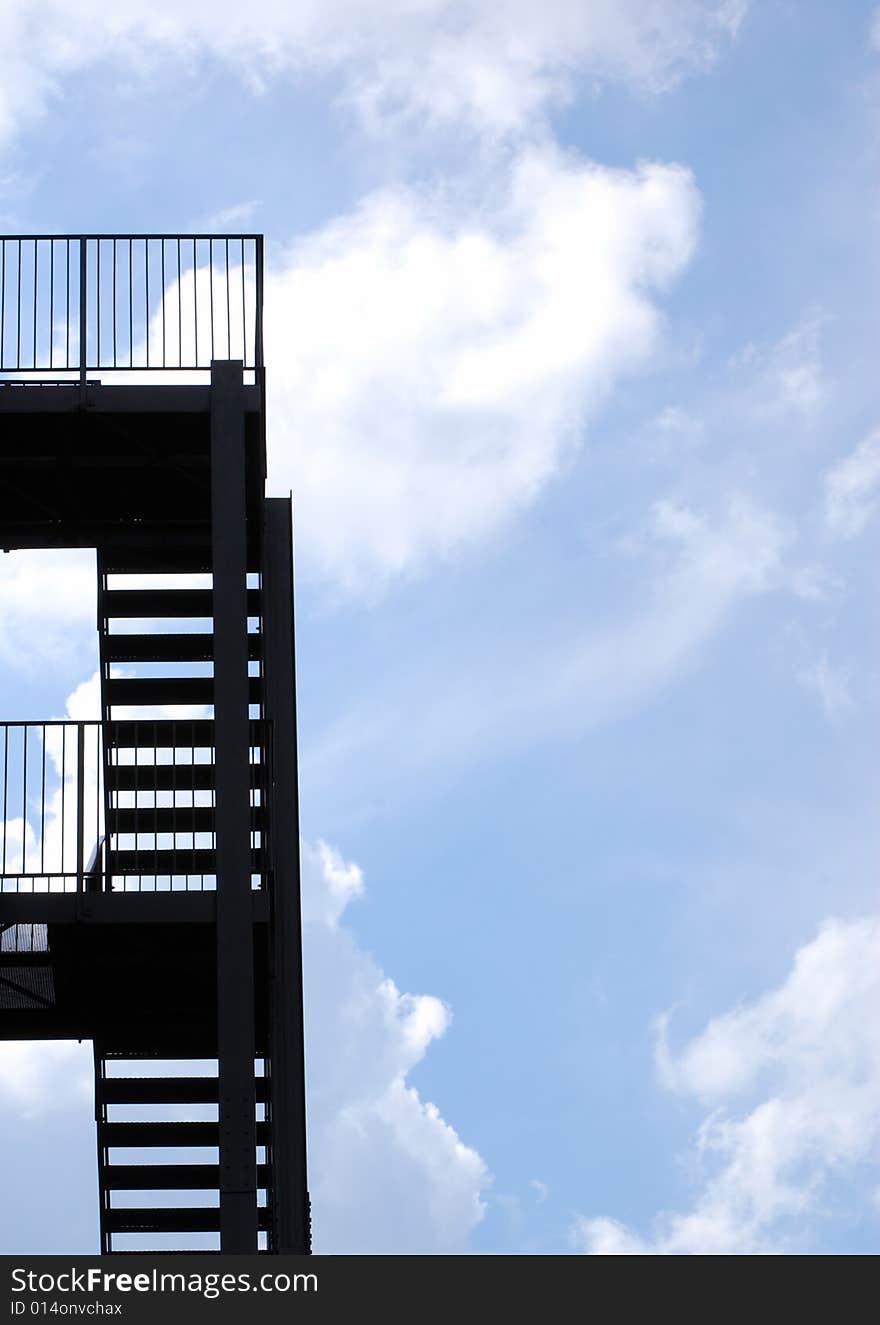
[573,916,880,1254]
[266,145,700,587]
[301,839,489,1251]
[823,427,880,540]
[0,1041,93,1118]
[0,1,747,146]
[0,549,96,666]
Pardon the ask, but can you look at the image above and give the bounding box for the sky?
[0,0,878,1255]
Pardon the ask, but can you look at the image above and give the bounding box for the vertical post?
[76,723,85,892]
[211,358,258,1252]
[254,237,264,371]
[263,497,310,1253]
[79,238,87,391]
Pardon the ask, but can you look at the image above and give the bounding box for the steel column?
[211,359,258,1251]
[262,497,310,1253]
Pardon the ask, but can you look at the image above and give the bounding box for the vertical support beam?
[211,359,258,1252]
[262,497,310,1253]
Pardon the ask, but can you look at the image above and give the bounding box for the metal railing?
[0,719,267,893]
[0,721,103,892]
[0,234,263,382]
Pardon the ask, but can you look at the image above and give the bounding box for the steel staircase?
[97,547,265,892]
[94,548,273,1251]
[94,1048,273,1252]
[1,235,309,1256]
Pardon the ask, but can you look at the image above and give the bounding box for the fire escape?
[0,235,309,1254]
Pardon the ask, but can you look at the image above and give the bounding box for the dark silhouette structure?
[0,235,309,1253]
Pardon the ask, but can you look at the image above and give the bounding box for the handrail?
[0,234,263,382]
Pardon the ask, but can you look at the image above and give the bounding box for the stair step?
[108,806,265,835]
[101,588,261,618]
[101,1120,270,1147]
[104,634,262,663]
[105,847,264,875]
[105,764,262,792]
[101,1076,269,1105]
[100,546,214,575]
[105,719,264,749]
[106,676,262,707]
[108,806,217,836]
[102,1163,271,1189]
[103,1207,270,1234]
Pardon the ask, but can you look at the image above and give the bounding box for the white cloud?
[0,1,746,146]
[870,7,880,52]
[796,655,855,720]
[267,145,700,587]
[733,311,828,421]
[0,549,96,666]
[823,427,880,540]
[574,916,880,1254]
[301,839,489,1251]
[0,1041,92,1118]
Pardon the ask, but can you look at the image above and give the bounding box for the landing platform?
[0,383,265,552]
[0,891,270,1053]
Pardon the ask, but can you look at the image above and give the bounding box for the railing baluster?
[66,239,71,369]
[113,238,117,368]
[96,239,101,368]
[40,724,46,878]
[16,237,22,369]
[79,238,87,387]
[145,237,150,368]
[1,723,7,877]
[193,237,198,367]
[75,724,85,892]
[49,242,54,370]
[161,239,166,369]
[128,237,133,369]
[32,240,38,368]
[21,724,28,876]
[1,238,6,369]
[209,237,215,362]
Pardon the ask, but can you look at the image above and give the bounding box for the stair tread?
[108,807,264,834]
[106,676,262,706]
[105,634,261,663]
[104,1207,270,1234]
[101,588,261,618]
[106,765,262,792]
[105,718,264,748]
[103,1163,270,1189]
[100,547,214,575]
[105,847,264,873]
[102,1076,268,1104]
[100,1120,270,1146]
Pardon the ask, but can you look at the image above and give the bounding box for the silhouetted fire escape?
[0,235,309,1254]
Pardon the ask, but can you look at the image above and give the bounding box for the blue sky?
[0,1,878,1255]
